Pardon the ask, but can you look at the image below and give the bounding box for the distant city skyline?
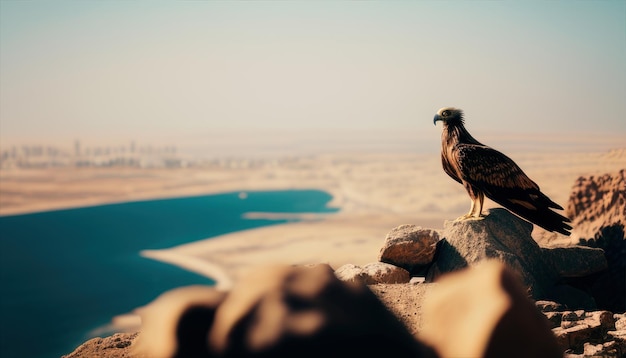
[1,1,625,150]
[2,129,624,163]
[0,138,181,169]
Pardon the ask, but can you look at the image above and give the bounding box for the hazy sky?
[1,1,625,148]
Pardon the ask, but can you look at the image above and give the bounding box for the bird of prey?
[433,107,571,236]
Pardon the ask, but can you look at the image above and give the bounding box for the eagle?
[433,107,571,236]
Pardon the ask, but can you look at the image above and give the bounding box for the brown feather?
[435,107,571,235]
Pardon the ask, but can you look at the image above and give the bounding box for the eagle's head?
[433,107,464,126]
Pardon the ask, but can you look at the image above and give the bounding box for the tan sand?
[3,148,624,333]
[140,212,442,290]
[2,149,624,285]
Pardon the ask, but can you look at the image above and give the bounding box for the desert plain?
[2,134,626,340]
[2,145,625,289]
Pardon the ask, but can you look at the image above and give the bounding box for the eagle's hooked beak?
[433,114,441,126]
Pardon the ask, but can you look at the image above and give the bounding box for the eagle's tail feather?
[537,191,564,211]
[494,197,572,236]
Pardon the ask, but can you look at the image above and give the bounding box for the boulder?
[378,225,439,275]
[541,246,607,278]
[335,262,410,284]
[426,208,557,298]
[333,263,364,283]
[419,260,561,358]
[425,208,610,303]
[361,262,411,284]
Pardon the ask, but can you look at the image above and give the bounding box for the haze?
[1,1,625,153]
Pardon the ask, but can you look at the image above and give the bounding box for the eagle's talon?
[455,214,484,221]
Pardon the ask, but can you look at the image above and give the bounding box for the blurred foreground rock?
[419,260,561,358]
[66,262,567,358]
[133,264,433,358]
[64,261,626,358]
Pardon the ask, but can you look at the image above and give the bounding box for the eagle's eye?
[442,110,450,117]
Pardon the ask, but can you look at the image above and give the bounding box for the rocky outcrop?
[423,208,606,305]
[426,208,556,297]
[536,302,626,357]
[565,169,626,313]
[339,208,610,308]
[566,169,625,242]
[378,225,439,275]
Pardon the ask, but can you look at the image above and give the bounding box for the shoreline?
[141,249,234,291]
[2,149,625,218]
[0,184,343,218]
[102,210,442,335]
[3,149,624,345]
[3,150,624,284]
[99,210,443,332]
[140,211,444,283]
[3,150,624,282]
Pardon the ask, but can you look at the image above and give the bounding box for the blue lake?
[0,189,338,358]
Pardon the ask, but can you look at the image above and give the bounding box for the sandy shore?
[4,150,623,215]
[3,148,624,333]
[140,212,443,288]
[3,149,625,282]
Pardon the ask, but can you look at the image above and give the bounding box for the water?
[0,189,338,358]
